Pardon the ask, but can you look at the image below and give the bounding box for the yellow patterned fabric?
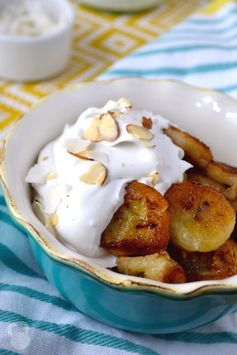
[0,0,203,141]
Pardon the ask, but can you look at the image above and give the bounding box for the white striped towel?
[1,1,237,354]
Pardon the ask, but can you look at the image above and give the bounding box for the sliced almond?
[99,113,119,142]
[142,117,153,129]
[83,114,119,143]
[126,124,154,141]
[65,138,91,153]
[33,199,48,226]
[68,150,94,161]
[83,117,101,142]
[51,214,59,226]
[79,163,107,186]
[46,171,58,181]
[142,141,156,148]
[117,98,132,109]
[147,172,160,185]
[33,199,55,233]
[108,110,120,119]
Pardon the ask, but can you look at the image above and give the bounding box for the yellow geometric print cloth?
[0,0,205,140]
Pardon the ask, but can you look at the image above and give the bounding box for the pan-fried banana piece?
[165,181,236,252]
[230,199,237,214]
[101,181,170,256]
[169,239,237,282]
[187,166,237,202]
[164,125,212,168]
[186,167,225,193]
[117,251,186,283]
[206,160,237,200]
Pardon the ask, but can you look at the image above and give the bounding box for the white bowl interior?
[2,78,237,294]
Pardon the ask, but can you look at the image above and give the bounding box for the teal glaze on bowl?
[28,234,237,334]
[2,79,237,334]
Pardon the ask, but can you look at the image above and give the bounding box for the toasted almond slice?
[83,117,101,142]
[126,124,154,141]
[142,141,156,148]
[68,150,94,161]
[33,199,48,226]
[33,198,58,234]
[79,163,107,186]
[46,171,58,181]
[99,113,119,142]
[148,172,160,185]
[65,138,91,153]
[142,117,153,129]
[51,214,59,226]
[108,110,120,119]
[117,98,132,109]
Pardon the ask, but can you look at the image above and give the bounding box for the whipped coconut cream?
[26,99,191,267]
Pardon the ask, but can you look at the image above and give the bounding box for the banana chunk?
[117,252,186,284]
[186,167,225,193]
[169,239,237,282]
[206,160,237,200]
[101,181,170,256]
[164,125,212,168]
[165,181,236,252]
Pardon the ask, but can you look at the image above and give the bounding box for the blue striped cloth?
[2,1,237,354]
[101,1,237,99]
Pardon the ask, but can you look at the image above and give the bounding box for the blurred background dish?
[78,0,161,12]
[0,0,74,81]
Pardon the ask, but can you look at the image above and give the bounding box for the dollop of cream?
[26,99,191,267]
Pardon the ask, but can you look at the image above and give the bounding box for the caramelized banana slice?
[117,251,186,283]
[206,160,237,200]
[101,181,170,256]
[230,199,237,214]
[165,181,236,252]
[186,167,225,193]
[169,239,237,282]
[164,125,212,168]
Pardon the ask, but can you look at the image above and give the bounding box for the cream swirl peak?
[26,99,191,267]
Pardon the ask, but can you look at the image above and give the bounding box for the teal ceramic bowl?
[1,78,237,334]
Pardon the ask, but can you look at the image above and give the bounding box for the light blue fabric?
[2,1,237,354]
[100,1,237,98]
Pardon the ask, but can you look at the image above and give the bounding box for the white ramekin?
[0,0,74,82]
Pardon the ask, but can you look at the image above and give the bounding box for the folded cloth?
[1,1,237,354]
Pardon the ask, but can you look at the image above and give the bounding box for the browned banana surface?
[101,181,170,256]
[164,125,212,168]
[117,251,186,283]
[165,181,236,252]
[206,160,237,200]
[186,167,225,193]
[187,166,237,202]
[169,239,237,282]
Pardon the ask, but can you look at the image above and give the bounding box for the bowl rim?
[79,0,161,12]
[1,77,237,299]
[0,0,75,44]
